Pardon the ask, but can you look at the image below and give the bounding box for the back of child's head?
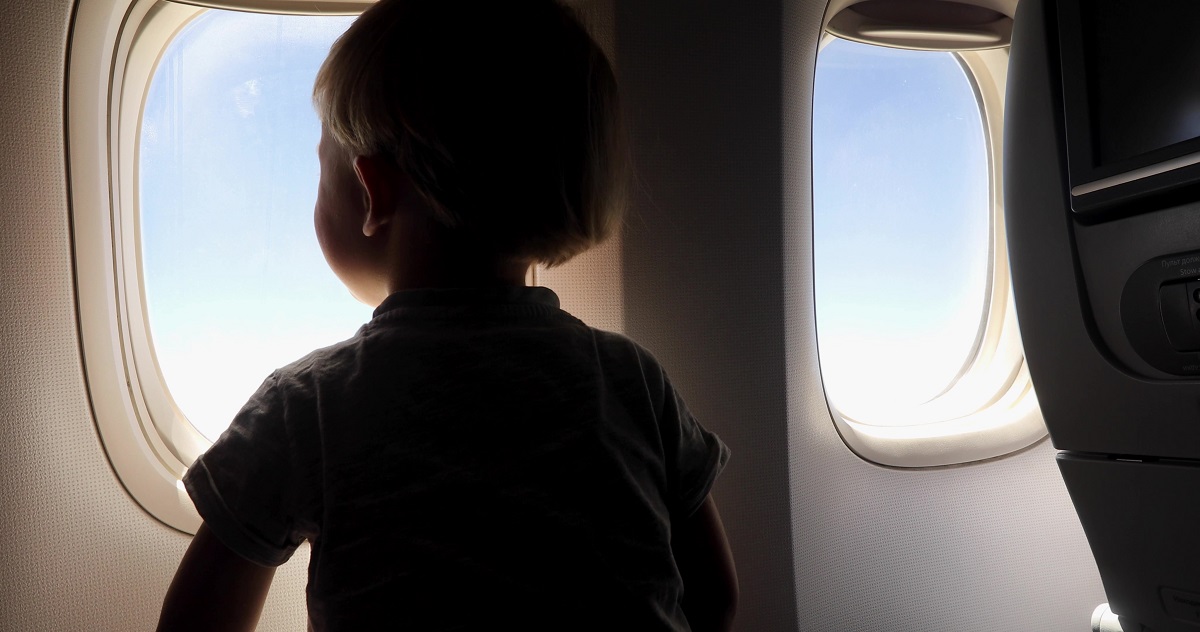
[313,0,628,267]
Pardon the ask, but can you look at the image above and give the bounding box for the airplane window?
[814,37,990,424]
[809,37,1043,466]
[140,10,363,442]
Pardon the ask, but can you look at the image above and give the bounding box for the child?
[156,1,736,630]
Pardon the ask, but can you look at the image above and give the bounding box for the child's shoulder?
[268,325,372,385]
[592,327,653,358]
[584,326,673,387]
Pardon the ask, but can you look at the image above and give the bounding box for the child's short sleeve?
[652,362,730,519]
[182,372,317,567]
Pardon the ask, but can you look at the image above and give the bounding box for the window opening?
[813,37,991,425]
[140,10,362,442]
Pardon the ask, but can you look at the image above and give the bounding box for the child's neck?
[384,216,530,293]
[386,257,530,293]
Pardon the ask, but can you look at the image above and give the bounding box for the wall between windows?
[615,2,798,629]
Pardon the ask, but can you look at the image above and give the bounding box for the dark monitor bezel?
[1055,0,1200,198]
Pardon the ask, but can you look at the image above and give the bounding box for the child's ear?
[351,155,398,237]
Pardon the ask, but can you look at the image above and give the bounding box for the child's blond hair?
[313,0,628,267]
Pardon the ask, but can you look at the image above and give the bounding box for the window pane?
[813,38,990,422]
[140,11,363,442]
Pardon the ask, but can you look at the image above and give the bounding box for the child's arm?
[674,494,738,632]
[156,522,277,632]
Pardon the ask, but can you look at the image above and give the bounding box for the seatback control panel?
[1122,249,1200,375]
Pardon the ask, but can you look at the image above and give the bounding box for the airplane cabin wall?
[0,0,1108,629]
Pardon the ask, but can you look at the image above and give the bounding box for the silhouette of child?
[157,1,736,629]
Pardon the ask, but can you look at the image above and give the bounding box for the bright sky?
[140,11,362,442]
[812,38,990,422]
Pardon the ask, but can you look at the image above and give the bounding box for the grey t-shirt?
[183,286,729,631]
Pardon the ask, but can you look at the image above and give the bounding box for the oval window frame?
[812,36,1047,467]
[68,0,370,533]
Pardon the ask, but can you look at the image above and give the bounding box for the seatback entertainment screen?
[1058,0,1200,195]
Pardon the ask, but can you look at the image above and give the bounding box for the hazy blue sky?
[140,14,991,439]
[141,12,361,441]
[813,38,990,420]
